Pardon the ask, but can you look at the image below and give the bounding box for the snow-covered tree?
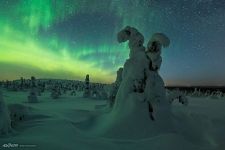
[100,87,108,100]
[167,90,188,106]
[11,81,18,91]
[91,85,100,99]
[110,26,149,116]
[83,74,91,98]
[20,77,24,90]
[116,26,149,93]
[51,84,61,99]
[80,28,174,137]
[210,90,223,99]
[0,90,12,135]
[204,90,211,97]
[191,88,202,97]
[146,33,170,71]
[144,33,171,120]
[70,88,76,96]
[28,76,38,103]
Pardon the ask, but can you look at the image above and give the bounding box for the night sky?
[0,0,225,86]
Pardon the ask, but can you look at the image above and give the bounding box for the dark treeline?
[166,86,225,93]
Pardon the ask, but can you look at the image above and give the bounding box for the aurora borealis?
[0,0,225,85]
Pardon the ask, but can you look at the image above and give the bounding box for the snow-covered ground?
[1,89,225,150]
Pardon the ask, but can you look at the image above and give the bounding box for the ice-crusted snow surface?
[0,89,225,150]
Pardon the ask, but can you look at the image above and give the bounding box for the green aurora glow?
[1,0,225,85]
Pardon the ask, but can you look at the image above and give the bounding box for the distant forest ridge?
[166,86,225,93]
